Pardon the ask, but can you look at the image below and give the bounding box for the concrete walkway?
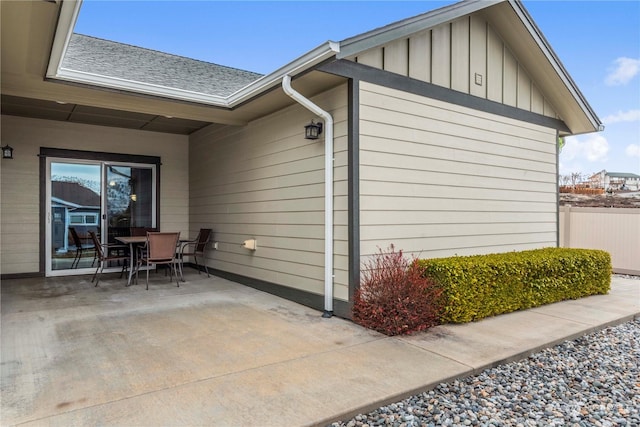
[1,273,638,427]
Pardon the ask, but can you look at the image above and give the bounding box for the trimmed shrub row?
[416,247,612,323]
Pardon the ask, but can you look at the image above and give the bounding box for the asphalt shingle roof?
[52,181,100,207]
[62,34,264,97]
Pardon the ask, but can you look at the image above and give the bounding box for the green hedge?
[416,248,611,323]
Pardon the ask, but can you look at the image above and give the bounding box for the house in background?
[589,170,640,191]
[51,181,100,253]
[1,0,601,318]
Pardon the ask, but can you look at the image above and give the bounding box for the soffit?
[0,0,241,129]
[0,94,215,135]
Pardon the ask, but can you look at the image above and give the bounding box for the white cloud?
[605,57,640,86]
[625,144,640,158]
[561,134,610,163]
[602,109,640,124]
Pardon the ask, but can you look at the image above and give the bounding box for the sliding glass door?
[105,165,155,243]
[46,158,156,276]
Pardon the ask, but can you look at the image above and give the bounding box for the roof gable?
[338,0,601,136]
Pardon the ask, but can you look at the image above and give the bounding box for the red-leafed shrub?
[352,245,443,336]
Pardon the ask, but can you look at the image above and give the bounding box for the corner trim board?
[347,79,360,302]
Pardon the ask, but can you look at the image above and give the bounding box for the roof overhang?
[46,0,340,109]
[3,0,601,137]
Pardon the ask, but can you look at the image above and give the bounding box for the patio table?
[115,236,147,286]
[116,235,187,285]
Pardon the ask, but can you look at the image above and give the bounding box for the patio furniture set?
[88,228,212,289]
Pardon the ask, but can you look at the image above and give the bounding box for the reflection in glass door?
[48,161,101,273]
[105,164,155,244]
[46,159,156,276]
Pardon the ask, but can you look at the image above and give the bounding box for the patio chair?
[89,231,129,286]
[178,228,212,278]
[136,232,181,290]
[69,227,94,269]
[130,227,157,258]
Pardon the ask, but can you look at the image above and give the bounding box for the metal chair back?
[195,229,212,253]
[146,232,180,262]
[89,231,105,259]
[69,227,83,248]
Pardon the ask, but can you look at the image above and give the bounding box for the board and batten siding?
[189,84,349,301]
[0,115,189,275]
[359,81,558,259]
[351,15,558,119]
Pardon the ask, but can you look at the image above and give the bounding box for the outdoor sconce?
[2,145,14,159]
[304,120,323,140]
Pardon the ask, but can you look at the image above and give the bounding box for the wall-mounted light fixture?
[304,120,323,140]
[2,145,14,159]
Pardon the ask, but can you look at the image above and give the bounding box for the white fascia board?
[226,41,340,107]
[51,196,82,209]
[48,1,340,109]
[509,0,602,133]
[54,67,230,106]
[46,0,82,80]
[338,0,500,59]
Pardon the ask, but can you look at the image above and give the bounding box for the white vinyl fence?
[560,206,640,275]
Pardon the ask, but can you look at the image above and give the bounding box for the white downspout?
[282,75,334,318]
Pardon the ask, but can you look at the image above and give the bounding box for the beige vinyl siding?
[356,49,383,69]
[531,83,544,115]
[189,84,349,301]
[408,30,431,82]
[350,15,559,119]
[517,66,532,110]
[384,39,408,76]
[451,19,470,93]
[469,15,487,98]
[503,48,518,107]
[0,115,189,275]
[486,25,503,103]
[431,24,451,88]
[359,81,558,259]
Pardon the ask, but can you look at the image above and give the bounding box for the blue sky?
[75,1,640,178]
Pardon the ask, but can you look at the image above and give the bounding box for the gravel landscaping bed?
[330,318,640,427]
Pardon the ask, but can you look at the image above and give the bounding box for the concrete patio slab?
[402,277,640,373]
[1,273,638,427]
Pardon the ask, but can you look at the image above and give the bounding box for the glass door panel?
[105,165,155,243]
[48,161,101,273]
